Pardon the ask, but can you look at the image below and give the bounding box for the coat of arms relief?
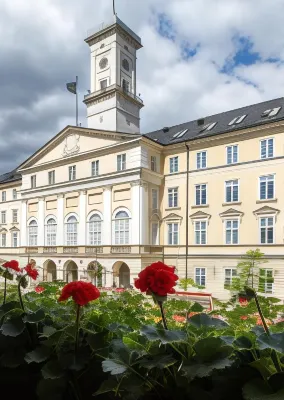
[62,133,80,157]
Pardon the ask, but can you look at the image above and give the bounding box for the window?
[2,191,6,202]
[225,180,239,202]
[151,222,159,245]
[117,154,126,171]
[99,57,108,69]
[28,220,38,246]
[260,217,274,244]
[152,189,158,209]
[1,233,6,247]
[199,122,217,133]
[12,232,18,247]
[169,156,179,173]
[260,138,274,159]
[31,175,36,188]
[48,170,55,185]
[66,216,78,246]
[171,129,188,140]
[1,211,6,224]
[114,211,130,244]
[100,79,107,89]
[122,79,130,92]
[259,175,274,200]
[224,268,237,287]
[195,221,207,244]
[151,156,157,172]
[12,209,18,223]
[69,166,76,181]
[259,269,274,294]
[122,59,130,71]
[13,189,17,200]
[226,145,238,164]
[168,223,179,245]
[196,151,207,169]
[195,184,207,205]
[46,218,57,246]
[195,268,206,286]
[228,115,247,125]
[89,214,102,245]
[168,188,178,208]
[225,220,239,244]
[91,160,99,176]
[261,107,281,118]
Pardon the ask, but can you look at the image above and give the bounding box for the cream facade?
[1,15,284,300]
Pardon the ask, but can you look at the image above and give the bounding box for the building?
[1,15,284,300]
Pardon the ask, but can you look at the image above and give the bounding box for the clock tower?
[84,15,144,133]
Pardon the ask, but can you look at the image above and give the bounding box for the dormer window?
[261,107,281,118]
[171,129,188,140]
[228,115,247,126]
[199,122,217,133]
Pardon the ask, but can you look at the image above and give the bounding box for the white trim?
[27,216,38,225]
[226,144,239,165]
[258,173,275,200]
[258,215,275,244]
[166,221,179,245]
[196,150,207,169]
[112,207,132,219]
[87,210,103,222]
[44,214,57,224]
[194,219,208,245]
[64,212,79,223]
[195,183,207,206]
[259,137,274,159]
[224,179,239,203]
[224,219,239,245]
[194,267,206,287]
[169,156,179,174]
[112,207,131,245]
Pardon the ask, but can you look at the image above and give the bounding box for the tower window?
[122,59,130,71]
[99,57,108,69]
[122,79,130,93]
[100,79,107,90]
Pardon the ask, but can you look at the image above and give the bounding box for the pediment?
[219,208,244,218]
[163,213,182,221]
[253,206,280,215]
[10,226,20,232]
[189,211,211,219]
[0,228,8,233]
[18,126,140,170]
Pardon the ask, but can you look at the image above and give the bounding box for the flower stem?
[18,276,26,313]
[3,275,7,305]
[158,301,168,330]
[75,304,81,355]
[254,291,270,336]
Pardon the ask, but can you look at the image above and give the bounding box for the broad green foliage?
[0,282,284,399]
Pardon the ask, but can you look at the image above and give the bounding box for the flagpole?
[76,75,78,126]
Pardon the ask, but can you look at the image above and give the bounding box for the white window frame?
[225,180,239,203]
[259,175,275,200]
[88,213,102,245]
[260,138,274,159]
[194,220,207,245]
[121,78,130,92]
[224,268,237,286]
[113,208,131,245]
[65,214,78,246]
[167,222,179,245]
[13,189,17,200]
[69,166,76,181]
[169,156,179,173]
[1,211,6,224]
[151,156,157,172]
[48,170,55,185]
[152,188,158,210]
[168,187,178,208]
[225,219,239,244]
[195,184,207,206]
[117,154,126,171]
[195,267,206,287]
[12,231,18,248]
[45,217,57,246]
[12,209,18,223]
[2,191,6,202]
[196,151,207,169]
[100,78,108,90]
[226,145,238,164]
[28,219,38,246]
[151,222,159,245]
[259,268,274,294]
[259,216,275,244]
[31,175,36,188]
[91,160,99,177]
[1,233,6,247]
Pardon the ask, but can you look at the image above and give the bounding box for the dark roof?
[145,97,284,145]
[0,170,21,185]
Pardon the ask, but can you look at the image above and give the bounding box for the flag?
[66,81,77,94]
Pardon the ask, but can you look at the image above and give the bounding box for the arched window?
[28,220,38,246]
[88,214,102,245]
[45,218,57,246]
[122,58,130,71]
[65,216,78,246]
[114,211,130,244]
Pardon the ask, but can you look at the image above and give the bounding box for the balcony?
[84,84,143,106]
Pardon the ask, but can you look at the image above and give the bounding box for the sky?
[1,0,284,173]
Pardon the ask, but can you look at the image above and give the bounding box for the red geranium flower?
[58,281,100,306]
[2,260,20,272]
[239,297,248,307]
[172,315,186,323]
[134,261,178,297]
[35,286,45,293]
[240,315,248,320]
[25,264,39,280]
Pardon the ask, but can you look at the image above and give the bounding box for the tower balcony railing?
[84,84,143,105]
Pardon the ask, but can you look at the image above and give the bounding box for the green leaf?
[249,358,276,381]
[140,325,187,344]
[40,325,57,337]
[102,359,128,375]
[139,354,177,369]
[0,301,21,318]
[182,358,234,379]
[257,333,284,353]
[25,346,51,364]
[1,317,25,337]
[23,309,45,323]
[234,336,253,349]
[243,379,284,400]
[190,302,204,312]
[194,337,233,361]
[94,378,118,396]
[123,336,147,352]
[0,348,25,368]
[41,360,64,380]
[86,332,107,352]
[108,323,133,333]
[187,313,229,329]
[37,377,66,400]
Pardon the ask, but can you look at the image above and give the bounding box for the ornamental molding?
[189,210,211,221]
[62,133,80,157]
[87,92,115,107]
[253,205,280,216]
[130,180,148,190]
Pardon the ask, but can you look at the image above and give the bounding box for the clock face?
[122,58,130,71]
[99,57,108,69]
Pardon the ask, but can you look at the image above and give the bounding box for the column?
[37,197,45,246]
[57,194,64,246]
[103,186,112,245]
[131,180,148,245]
[20,200,27,247]
[78,190,87,245]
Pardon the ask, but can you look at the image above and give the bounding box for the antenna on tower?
[113,0,116,16]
